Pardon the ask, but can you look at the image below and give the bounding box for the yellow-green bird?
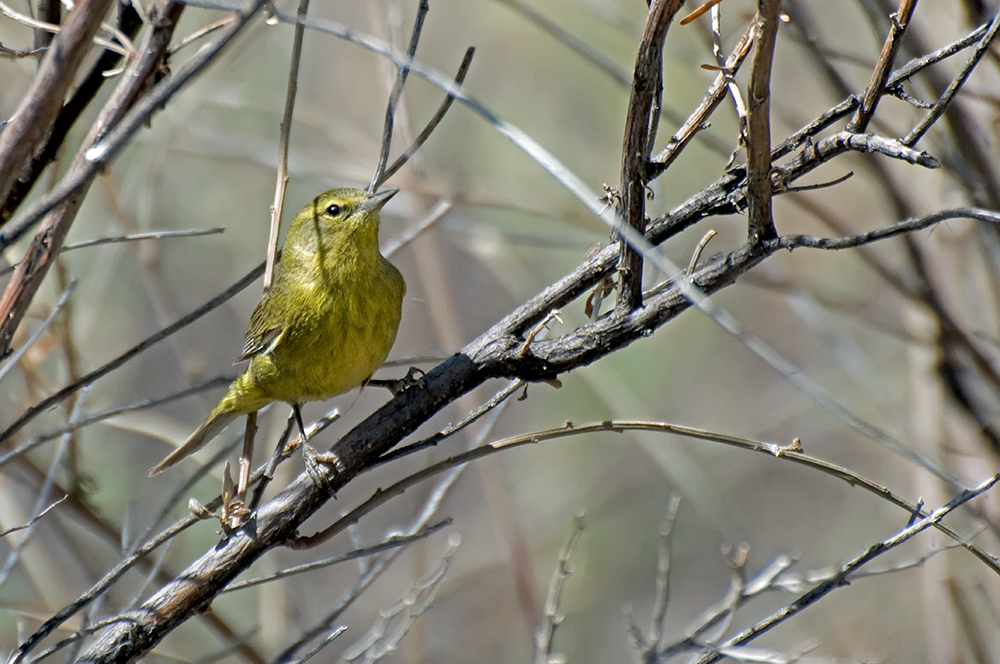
[149,188,405,477]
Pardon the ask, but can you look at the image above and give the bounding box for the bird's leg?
[248,412,296,512]
[295,404,343,497]
[293,404,308,442]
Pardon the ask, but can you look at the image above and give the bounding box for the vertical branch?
[0,0,113,208]
[0,3,143,223]
[0,0,184,358]
[369,0,430,192]
[373,47,475,189]
[31,0,61,61]
[847,0,917,133]
[745,0,781,245]
[264,0,311,291]
[617,0,684,314]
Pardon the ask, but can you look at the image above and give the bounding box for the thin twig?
[223,520,451,593]
[0,374,232,469]
[649,16,756,175]
[0,280,75,383]
[0,495,66,537]
[390,419,1000,573]
[692,472,1000,663]
[0,259,265,446]
[264,0,310,291]
[339,535,460,662]
[902,9,1000,146]
[369,0,430,192]
[847,0,917,133]
[0,0,267,253]
[372,378,524,467]
[289,627,348,664]
[768,207,1000,252]
[534,513,585,664]
[641,495,682,660]
[381,198,452,257]
[0,228,225,277]
[273,402,507,663]
[374,47,475,189]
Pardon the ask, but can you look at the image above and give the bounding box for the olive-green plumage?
[149,188,405,476]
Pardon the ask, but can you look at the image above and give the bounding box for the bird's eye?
[325,204,342,217]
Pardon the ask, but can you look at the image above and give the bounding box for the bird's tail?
[148,409,238,476]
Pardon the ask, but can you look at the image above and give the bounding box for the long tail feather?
[148,410,238,476]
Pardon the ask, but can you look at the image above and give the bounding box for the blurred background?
[2,1,1000,662]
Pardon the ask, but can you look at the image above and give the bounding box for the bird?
[149,187,406,478]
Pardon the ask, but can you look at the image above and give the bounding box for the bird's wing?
[237,296,284,363]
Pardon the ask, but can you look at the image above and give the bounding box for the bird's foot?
[302,444,342,498]
[369,366,427,396]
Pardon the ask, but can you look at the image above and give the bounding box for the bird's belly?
[248,298,399,405]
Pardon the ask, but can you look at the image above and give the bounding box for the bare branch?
[617,0,684,312]
[692,472,1000,663]
[847,0,917,133]
[264,0,311,291]
[534,513,585,664]
[369,0,430,192]
[745,0,781,244]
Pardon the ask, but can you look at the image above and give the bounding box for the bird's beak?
[363,188,399,212]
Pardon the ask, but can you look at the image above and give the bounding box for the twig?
[768,207,1000,252]
[340,535,460,662]
[692,472,1000,663]
[264,0,310,291]
[0,3,142,223]
[649,17,756,175]
[745,0,781,245]
[534,513,585,664]
[374,47,476,189]
[686,230,716,275]
[168,16,234,55]
[778,131,939,182]
[273,401,505,663]
[617,0,684,312]
[902,9,1000,146]
[494,0,630,88]
[847,0,917,133]
[289,627,347,664]
[0,495,66,537]
[0,0,267,253]
[0,374,232,468]
[369,0,430,192]
[0,228,225,277]
[372,378,524,467]
[641,495,682,660]
[0,388,88,588]
[0,0,185,360]
[0,280,75,383]
[8,510,201,663]
[0,258,264,446]
[392,419,1000,573]
[222,520,451,593]
[381,198,452,257]
[770,21,990,162]
[0,0,114,205]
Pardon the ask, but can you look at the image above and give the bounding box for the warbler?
[149,188,406,477]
